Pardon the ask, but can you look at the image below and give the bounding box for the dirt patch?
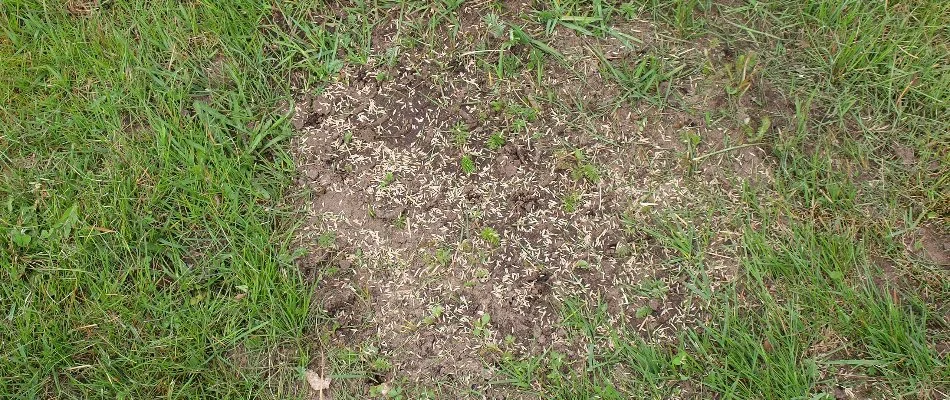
[893,143,917,167]
[288,5,777,391]
[917,224,950,267]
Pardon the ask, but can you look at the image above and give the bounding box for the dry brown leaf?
[305,369,331,392]
[66,0,99,16]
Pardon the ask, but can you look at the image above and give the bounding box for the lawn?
[1,1,947,399]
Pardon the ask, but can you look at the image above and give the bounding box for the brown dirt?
[917,224,950,267]
[288,3,785,394]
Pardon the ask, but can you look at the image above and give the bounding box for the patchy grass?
[2,0,947,399]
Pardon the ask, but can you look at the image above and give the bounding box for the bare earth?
[289,11,777,390]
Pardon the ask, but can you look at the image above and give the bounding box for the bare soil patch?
[917,224,950,267]
[289,6,782,390]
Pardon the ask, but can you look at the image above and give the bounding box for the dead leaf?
[305,369,331,392]
[66,0,99,16]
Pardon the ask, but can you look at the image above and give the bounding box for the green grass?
[0,1,323,397]
[2,0,947,398]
